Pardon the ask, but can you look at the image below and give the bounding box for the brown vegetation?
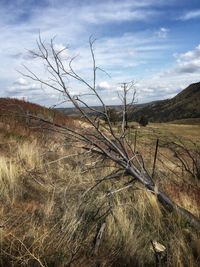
[0,98,75,140]
[0,104,200,266]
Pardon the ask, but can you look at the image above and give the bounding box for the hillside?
[57,82,200,123]
[0,98,73,140]
[132,82,200,122]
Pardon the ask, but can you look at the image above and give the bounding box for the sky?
[0,0,200,107]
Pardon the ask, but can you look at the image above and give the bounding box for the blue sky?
[0,0,200,106]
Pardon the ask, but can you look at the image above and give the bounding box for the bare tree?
[118,81,136,133]
[21,35,200,229]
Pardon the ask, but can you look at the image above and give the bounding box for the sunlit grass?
[0,120,200,266]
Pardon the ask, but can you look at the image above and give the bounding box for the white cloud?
[155,27,169,38]
[0,0,199,106]
[134,43,200,102]
[54,43,69,58]
[175,44,200,73]
[14,77,28,86]
[180,9,200,20]
[97,81,113,90]
[81,9,156,24]
[6,42,200,105]
[70,32,174,76]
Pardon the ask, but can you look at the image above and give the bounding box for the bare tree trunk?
[127,165,200,229]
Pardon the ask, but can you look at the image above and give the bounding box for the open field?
[149,122,200,141]
[0,114,200,267]
[169,118,200,125]
[118,121,200,142]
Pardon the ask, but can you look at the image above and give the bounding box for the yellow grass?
[0,157,19,203]
[0,123,200,266]
[150,122,200,140]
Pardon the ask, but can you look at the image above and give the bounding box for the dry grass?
[150,122,200,141]
[0,157,19,204]
[0,121,200,266]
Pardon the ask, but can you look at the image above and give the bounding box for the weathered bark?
[127,165,200,229]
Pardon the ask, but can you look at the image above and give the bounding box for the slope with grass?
[0,98,74,141]
[132,82,200,122]
[0,98,200,267]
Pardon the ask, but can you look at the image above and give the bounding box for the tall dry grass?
[0,135,200,267]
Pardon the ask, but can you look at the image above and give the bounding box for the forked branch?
[22,36,200,229]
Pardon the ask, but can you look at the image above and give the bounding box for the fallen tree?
[21,35,200,230]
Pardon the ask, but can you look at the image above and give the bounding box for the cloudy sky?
[0,0,200,106]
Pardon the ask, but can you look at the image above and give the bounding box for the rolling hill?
[132,82,200,122]
[1,82,200,131]
[57,82,200,123]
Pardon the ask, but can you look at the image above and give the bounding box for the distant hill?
[57,82,200,123]
[132,82,200,122]
[57,105,123,117]
[2,81,199,135]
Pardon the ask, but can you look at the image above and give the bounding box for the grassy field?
[0,114,200,267]
[150,122,200,140]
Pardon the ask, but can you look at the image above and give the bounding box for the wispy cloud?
[175,44,200,73]
[155,27,170,38]
[0,0,200,105]
[4,40,200,105]
[135,43,200,102]
[180,9,200,20]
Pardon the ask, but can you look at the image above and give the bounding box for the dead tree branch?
[21,36,200,229]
